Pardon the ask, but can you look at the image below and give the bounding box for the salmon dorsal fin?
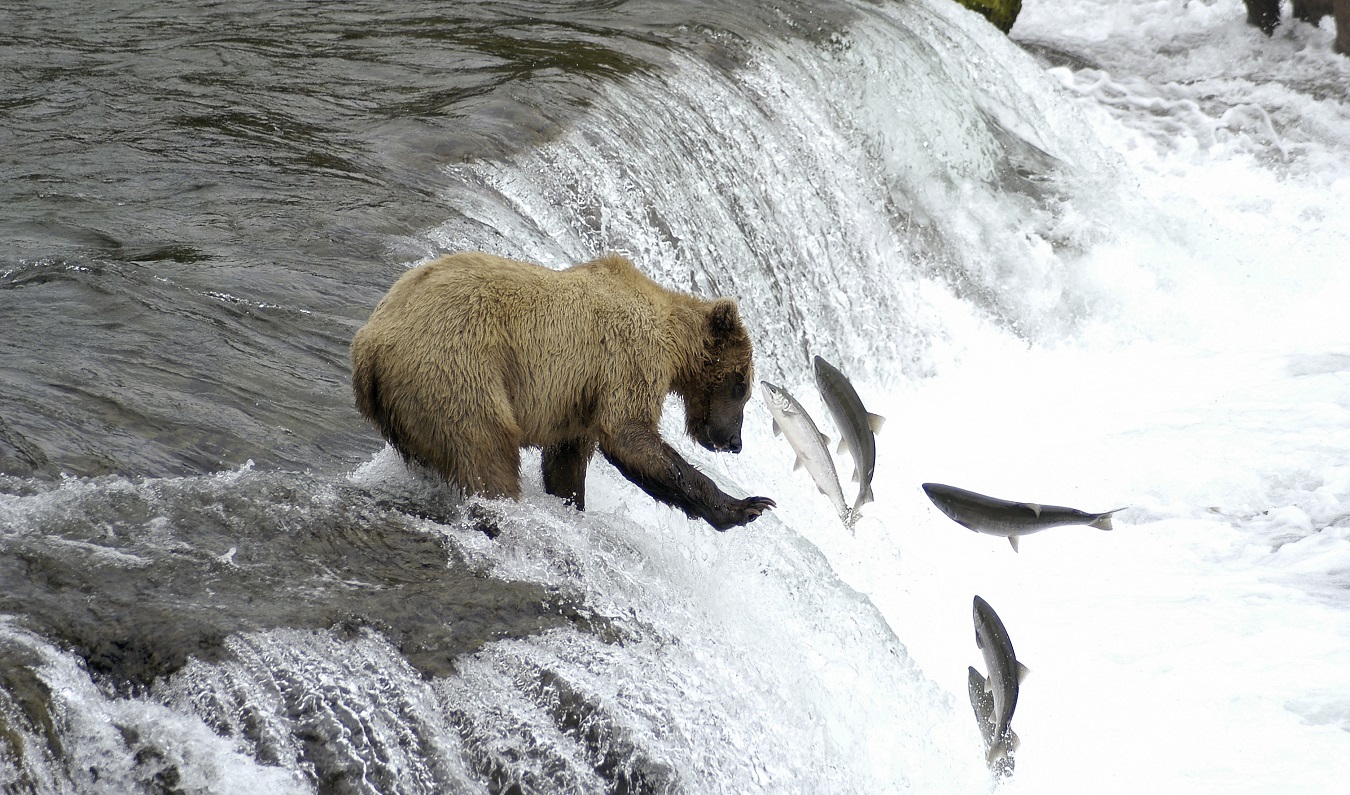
[868,413,885,434]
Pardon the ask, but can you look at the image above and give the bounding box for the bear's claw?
[746,496,776,515]
[711,495,775,531]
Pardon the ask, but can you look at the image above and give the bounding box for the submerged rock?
[0,469,607,691]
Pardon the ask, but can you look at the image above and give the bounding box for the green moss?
[954,0,1023,34]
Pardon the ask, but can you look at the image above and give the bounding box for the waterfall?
[426,0,1122,382]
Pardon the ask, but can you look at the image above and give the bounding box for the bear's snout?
[698,427,742,454]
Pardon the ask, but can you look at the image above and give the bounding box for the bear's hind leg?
[453,425,523,540]
[542,439,596,509]
[438,418,523,502]
[471,438,523,500]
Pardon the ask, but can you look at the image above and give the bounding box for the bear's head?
[683,298,754,455]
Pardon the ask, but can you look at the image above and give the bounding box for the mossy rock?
[954,0,1022,34]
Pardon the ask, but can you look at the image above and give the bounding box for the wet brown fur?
[351,252,763,525]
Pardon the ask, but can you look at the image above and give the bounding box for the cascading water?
[432,0,1123,380]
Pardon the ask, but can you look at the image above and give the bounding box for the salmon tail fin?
[1090,508,1127,531]
[854,483,874,510]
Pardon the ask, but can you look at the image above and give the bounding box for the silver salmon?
[922,482,1123,552]
[812,356,885,514]
[973,595,1028,766]
[761,381,852,526]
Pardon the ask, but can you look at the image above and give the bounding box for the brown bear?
[350,251,776,531]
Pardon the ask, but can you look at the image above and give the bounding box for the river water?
[3,0,1350,792]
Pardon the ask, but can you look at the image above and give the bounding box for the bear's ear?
[707,299,741,339]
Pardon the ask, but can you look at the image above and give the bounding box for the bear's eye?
[730,379,747,401]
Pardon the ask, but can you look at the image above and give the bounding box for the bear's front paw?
[710,496,776,531]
